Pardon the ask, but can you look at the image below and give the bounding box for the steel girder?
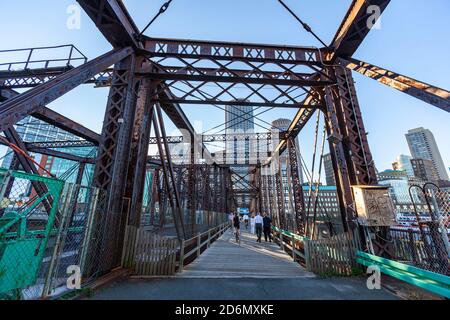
[76,0,141,49]
[333,67,377,186]
[148,131,278,145]
[287,138,306,234]
[0,69,114,89]
[25,140,96,149]
[329,0,391,59]
[338,57,450,113]
[143,37,328,109]
[94,54,139,271]
[24,146,94,164]
[32,107,101,144]
[127,76,158,227]
[0,67,73,89]
[0,47,133,132]
[323,85,354,232]
[275,170,286,230]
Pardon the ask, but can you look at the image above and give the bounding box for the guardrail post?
[197,233,201,257]
[280,232,284,251]
[292,234,296,261]
[179,240,185,272]
[304,239,311,271]
[207,229,211,248]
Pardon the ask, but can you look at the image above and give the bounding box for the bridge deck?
[85,227,399,300]
[178,227,314,278]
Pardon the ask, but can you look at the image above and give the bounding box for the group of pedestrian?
[228,211,272,243]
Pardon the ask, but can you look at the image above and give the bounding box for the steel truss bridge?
[1,0,449,276]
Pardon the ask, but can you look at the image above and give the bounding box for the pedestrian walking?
[263,213,272,242]
[228,212,234,232]
[254,212,263,243]
[250,213,256,234]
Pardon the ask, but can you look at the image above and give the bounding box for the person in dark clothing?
[233,213,240,243]
[263,213,272,242]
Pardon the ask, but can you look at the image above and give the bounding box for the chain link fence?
[389,188,450,275]
[0,169,108,299]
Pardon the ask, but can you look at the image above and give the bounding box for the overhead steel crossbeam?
[148,131,278,144]
[337,57,450,113]
[143,37,330,108]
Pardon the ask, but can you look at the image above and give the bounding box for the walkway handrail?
[271,225,309,241]
[271,225,308,263]
[178,222,229,271]
[356,251,450,298]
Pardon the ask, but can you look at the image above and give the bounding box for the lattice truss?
[143,38,330,108]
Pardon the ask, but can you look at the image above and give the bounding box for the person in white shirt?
[254,213,264,243]
[250,214,256,234]
[228,212,234,231]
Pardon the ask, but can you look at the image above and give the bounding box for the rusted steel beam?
[0,67,73,89]
[0,47,133,132]
[32,107,101,144]
[25,146,95,164]
[330,0,391,59]
[25,140,95,149]
[154,98,322,109]
[338,57,450,113]
[77,0,141,48]
[146,72,332,87]
[144,37,327,65]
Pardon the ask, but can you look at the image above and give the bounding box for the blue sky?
[1,0,449,175]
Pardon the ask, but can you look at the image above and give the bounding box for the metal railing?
[0,45,88,71]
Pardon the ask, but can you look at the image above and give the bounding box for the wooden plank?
[148,235,155,275]
[171,239,177,275]
[144,232,152,275]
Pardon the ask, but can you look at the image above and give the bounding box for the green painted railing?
[356,251,450,298]
[271,225,309,242]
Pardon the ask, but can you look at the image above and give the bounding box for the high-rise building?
[378,170,421,204]
[323,153,336,186]
[225,104,254,133]
[411,158,439,182]
[224,102,255,209]
[405,127,448,181]
[392,154,414,177]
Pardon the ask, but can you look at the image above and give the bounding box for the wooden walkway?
[178,227,315,278]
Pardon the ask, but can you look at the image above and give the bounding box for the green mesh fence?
[0,169,64,299]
